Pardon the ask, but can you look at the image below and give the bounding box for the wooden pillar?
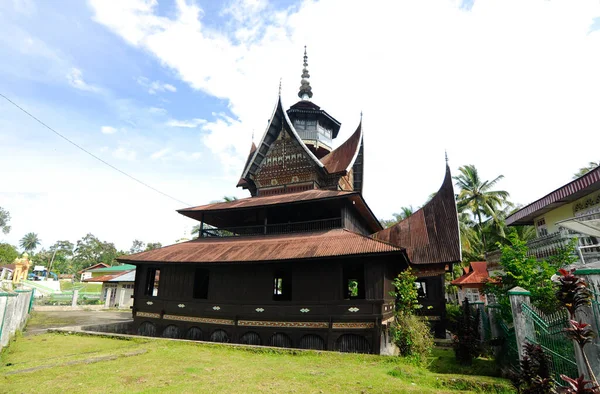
[200,213,205,238]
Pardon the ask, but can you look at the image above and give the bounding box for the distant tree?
[72,233,120,273]
[454,165,510,253]
[379,206,415,228]
[0,243,18,264]
[573,161,599,179]
[19,232,40,253]
[48,240,75,274]
[0,207,11,235]
[145,242,162,251]
[129,239,145,254]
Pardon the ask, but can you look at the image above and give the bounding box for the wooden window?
[273,271,292,301]
[415,281,428,299]
[193,268,210,299]
[536,218,548,237]
[343,264,365,299]
[145,268,160,297]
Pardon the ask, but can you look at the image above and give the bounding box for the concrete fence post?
[509,286,532,360]
[71,289,79,308]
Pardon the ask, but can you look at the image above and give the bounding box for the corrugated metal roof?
[84,270,135,282]
[179,189,355,212]
[117,229,404,264]
[320,122,362,174]
[506,166,600,226]
[451,262,488,285]
[372,165,461,265]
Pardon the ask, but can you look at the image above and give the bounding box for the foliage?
[454,164,511,253]
[145,242,162,251]
[573,161,599,180]
[559,374,600,393]
[390,267,419,315]
[72,233,121,274]
[380,206,415,228]
[445,302,461,334]
[453,298,482,365]
[556,268,592,319]
[0,207,11,235]
[390,313,434,365]
[129,239,145,254]
[485,233,565,320]
[0,243,19,264]
[19,232,40,253]
[507,342,554,394]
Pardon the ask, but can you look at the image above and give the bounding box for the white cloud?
[100,125,117,134]
[150,147,170,159]
[136,76,177,94]
[174,151,201,161]
[66,67,101,93]
[112,146,136,161]
[84,0,600,222]
[165,118,206,128]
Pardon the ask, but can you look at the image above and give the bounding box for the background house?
[451,261,489,305]
[488,166,600,266]
[84,269,135,309]
[78,263,110,281]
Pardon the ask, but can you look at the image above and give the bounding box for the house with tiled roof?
[117,49,461,354]
[451,262,489,305]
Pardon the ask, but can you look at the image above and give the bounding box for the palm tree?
[573,161,599,179]
[454,165,510,253]
[20,232,41,253]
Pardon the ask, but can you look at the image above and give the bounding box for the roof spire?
[445,149,448,164]
[278,77,282,96]
[298,46,313,100]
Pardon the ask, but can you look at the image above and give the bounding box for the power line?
[0,93,192,207]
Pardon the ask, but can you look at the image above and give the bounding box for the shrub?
[446,303,461,334]
[391,313,434,365]
[506,342,554,394]
[453,298,482,365]
[390,268,419,315]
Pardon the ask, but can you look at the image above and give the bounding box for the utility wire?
[0,93,192,207]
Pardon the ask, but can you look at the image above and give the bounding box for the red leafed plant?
[559,374,600,394]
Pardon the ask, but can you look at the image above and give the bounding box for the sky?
[1,0,600,252]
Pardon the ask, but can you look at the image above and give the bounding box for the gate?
[521,303,578,382]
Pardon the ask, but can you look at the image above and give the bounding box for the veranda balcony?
[199,217,343,238]
[486,227,600,265]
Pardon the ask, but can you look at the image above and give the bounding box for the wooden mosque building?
[118,49,461,354]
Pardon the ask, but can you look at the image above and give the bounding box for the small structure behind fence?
[0,289,34,351]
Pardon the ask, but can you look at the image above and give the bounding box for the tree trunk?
[477,212,487,254]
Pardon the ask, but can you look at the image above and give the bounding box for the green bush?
[446,303,461,334]
[391,313,434,365]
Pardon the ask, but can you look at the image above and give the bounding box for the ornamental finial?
[298,46,313,100]
[445,149,448,164]
[279,77,282,96]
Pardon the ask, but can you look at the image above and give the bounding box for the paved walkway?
[25,310,132,336]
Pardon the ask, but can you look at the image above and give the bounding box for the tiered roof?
[372,165,462,265]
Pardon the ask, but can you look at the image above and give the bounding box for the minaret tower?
[287,47,341,159]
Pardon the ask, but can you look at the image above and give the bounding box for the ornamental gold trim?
[238,320,328,329]
[332,322,375,330]
[163,314,235,326]
[136,311,161,319]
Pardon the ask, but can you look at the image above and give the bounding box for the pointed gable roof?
[371,165,461,265]
[451,262,488,285]
[321,121,362,174]
[241,95,324,182]
[236,142,257,188]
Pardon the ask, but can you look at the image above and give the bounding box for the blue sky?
[2,0,600,251]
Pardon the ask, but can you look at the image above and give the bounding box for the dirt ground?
[25,310,132,336]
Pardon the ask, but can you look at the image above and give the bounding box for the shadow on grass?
[427,347,500,377]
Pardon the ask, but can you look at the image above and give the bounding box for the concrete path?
[25,310,132,336]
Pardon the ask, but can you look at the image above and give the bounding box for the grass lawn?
[1,333,513,393]
[60,281,102,293]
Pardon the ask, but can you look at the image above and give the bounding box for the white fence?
[0,289,34,351]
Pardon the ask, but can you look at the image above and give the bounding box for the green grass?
[0,333,513,393]
[429,348,501,377]
[59,281,102,293]
[25,312,80,330]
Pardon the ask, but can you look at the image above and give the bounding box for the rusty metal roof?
[506,166,600,226]
[372,165,461,265]
[117,229,403,264]
[321,122,362,174]
[179,189,354,212]
[451,261,488,285]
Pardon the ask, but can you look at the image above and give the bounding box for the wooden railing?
[200,217,343,238]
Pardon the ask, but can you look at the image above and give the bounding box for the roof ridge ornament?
[279,77,282,96]
[445,149,449,165]
[298,46,313,100]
